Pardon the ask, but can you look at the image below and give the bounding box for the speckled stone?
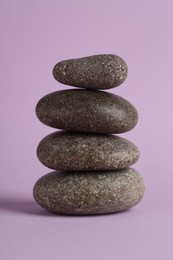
[37,131,140,171]
[36,89,138,134]
[33,168,145,215]
[52,54,128,89]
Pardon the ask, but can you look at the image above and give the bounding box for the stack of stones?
[33,54,145,215]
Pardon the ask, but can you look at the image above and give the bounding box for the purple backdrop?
[1,1,173,259]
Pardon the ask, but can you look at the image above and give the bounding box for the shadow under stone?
[0,196,53,217]
[0,196,133,217]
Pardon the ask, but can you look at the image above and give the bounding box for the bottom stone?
[33,168,145,215]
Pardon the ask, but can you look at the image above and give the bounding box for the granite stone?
[33,168,145,215]
[37,131,140,171]
[52,54,128,89]
[36,89,138,134]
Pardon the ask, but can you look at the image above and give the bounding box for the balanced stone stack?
[33,54,145,215]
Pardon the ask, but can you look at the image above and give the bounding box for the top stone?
[53,54,128,89]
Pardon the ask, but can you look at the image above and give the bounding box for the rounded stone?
[37,131,140,171]
[33,168,145,215]
[36,89,138,134]
[52,54,128,89]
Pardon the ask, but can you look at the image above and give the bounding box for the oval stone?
[33,168,145,215]
[37,131,140,171]
[36,89,138,134]
[52,54,128,89]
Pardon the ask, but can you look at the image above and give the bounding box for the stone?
[52,54,128,89]
[33,168,145,215]
[37,131,140,171]
[36,89,138,134]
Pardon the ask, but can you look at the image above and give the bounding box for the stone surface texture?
[37,131,140,171]
[53,54,128,89]
[33,168,145,215]
[36,89,138,134]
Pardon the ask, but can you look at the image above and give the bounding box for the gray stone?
[33,168,145,215]
[52,54,128,89]
[37,131,140,171]
[36,89,138,134]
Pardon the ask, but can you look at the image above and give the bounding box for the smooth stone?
[36,89,138,134]
[33,168,145,215]
[52,54,128,89]
[37,131,140,171]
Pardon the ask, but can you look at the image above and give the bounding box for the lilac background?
[1,0,173,259]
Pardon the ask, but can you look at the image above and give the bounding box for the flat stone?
[52,54,128,89]
[37,131,140,171]
[33,168,145,215]
[36,89,138,134]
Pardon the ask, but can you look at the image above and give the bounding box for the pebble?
[33,168,145,215]
[37,131,140,171]
[36,89,138,134]
[52,54,128,89]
